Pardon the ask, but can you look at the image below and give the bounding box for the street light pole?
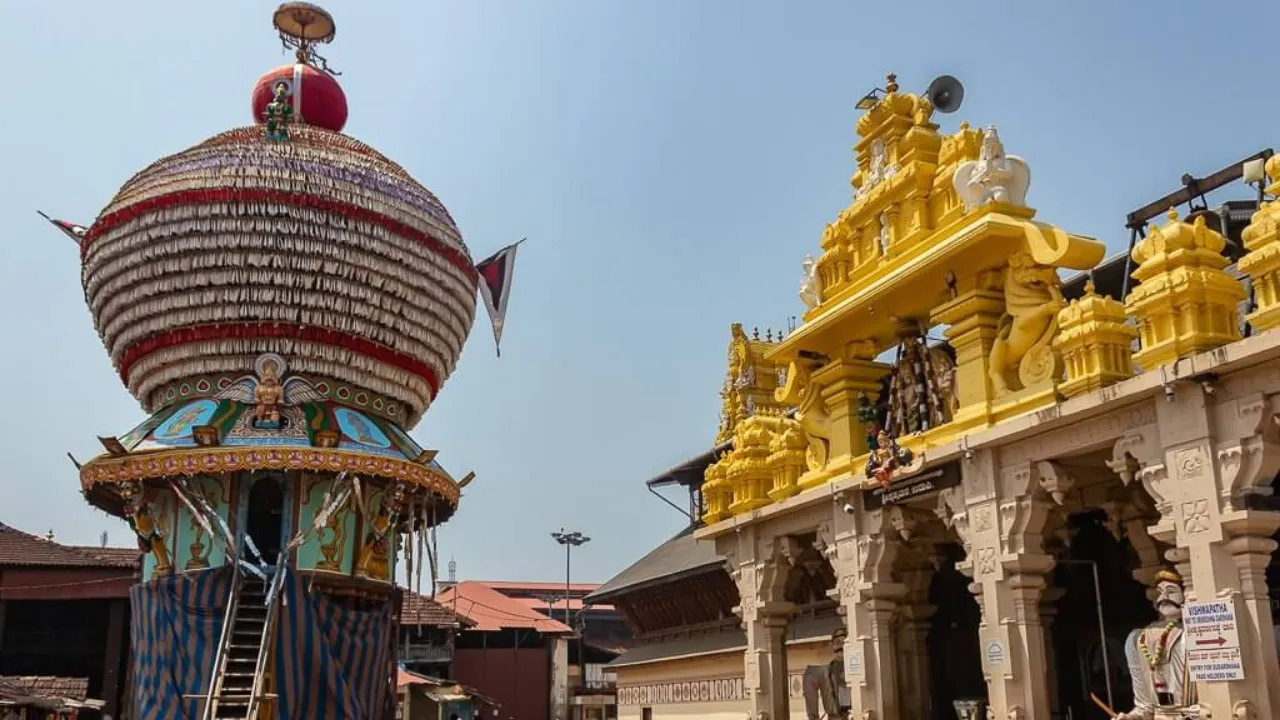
[551,528,590,629]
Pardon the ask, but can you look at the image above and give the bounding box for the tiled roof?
[474,580,601,593]
[436,582,572,633]
[0,523,140,569]
[0,675,90,702]
[513,596,613,613]
[401,591,471,627]
[586,526,724,603]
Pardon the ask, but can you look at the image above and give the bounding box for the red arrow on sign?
[1194,636,1228,647]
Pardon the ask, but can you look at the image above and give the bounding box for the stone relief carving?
[1180,499,1211,534]
[976,547,997,576]
[1175,446,1207,479]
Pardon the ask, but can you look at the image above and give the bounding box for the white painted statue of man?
[1115,569,1199,720]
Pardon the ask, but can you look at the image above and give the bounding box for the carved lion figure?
[989,252,1064,394]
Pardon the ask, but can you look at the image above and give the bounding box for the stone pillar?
[726,528,794,720]
[896,603,935,720]
[895,551,937,720]
[1138,385,1280,718]
[828,499,904,720]
[962,452,1056,720]
[1039,587,1066,715]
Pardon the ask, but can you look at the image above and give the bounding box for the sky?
[1,0,1279,585]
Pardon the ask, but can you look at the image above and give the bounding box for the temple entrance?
[926,542,984,720]
[1050,510,1156,719]
[245,475,285,566]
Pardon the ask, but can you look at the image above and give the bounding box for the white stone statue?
[953,126,1031,211]
[800,254,822,309]
[1116,569,1199,720]
[865,138,898,190]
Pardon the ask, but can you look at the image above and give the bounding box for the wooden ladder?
[198,569,283,719]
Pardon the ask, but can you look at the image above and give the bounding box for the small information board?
[985,640,1005,666]
[1183,597,1246,682]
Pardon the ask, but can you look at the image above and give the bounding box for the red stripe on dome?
[117,322,440,398]
[82,188,477,284]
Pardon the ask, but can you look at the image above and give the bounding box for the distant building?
[399,592,473,679]
[0,522,140,718]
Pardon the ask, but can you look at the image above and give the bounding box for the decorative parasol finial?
[273,2,341,74]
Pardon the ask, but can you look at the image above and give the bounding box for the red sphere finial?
[253,4,346,133]
[251,64,348,133]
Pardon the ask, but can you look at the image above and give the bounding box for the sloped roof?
[586,526,724,604]
[436,581,571,633]
[401,591,471,627]
[474,580,601,594]
[513,596,613,613]
[0,523,140,569]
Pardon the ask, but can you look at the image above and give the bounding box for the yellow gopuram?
[700,74,1262,524]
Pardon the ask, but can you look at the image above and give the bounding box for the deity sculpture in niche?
[120,481,172,576]
[1115,569,1198,720]
[356,482,407,580]
[885,333,957,435]
[800,254,822,309]
[952,125,1030,210]
[989,252,1065,394]
[254,357,285,427]
[865,429,913,489]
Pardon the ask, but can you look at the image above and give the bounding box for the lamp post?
[551,529,589,629]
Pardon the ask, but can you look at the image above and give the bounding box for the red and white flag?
[474,239,524,357]
[38,211,88,245]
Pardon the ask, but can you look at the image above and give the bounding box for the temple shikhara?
[51,4,518,718]
[597,73,1280,720]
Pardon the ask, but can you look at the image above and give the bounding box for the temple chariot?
[55,4,515,718]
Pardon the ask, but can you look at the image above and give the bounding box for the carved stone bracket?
[934,487,972,557]
[1035,460,1075,505]
[1108,425,1171,517]
[1217,397,1280,512]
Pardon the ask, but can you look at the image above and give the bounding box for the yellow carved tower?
[1125,208,1246,370]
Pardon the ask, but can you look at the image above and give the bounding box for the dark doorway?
[245,475,285,565]
[926,543,985,719]
[1051,511,1156,720]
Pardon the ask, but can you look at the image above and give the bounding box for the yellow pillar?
[930,269,1005,432]
[812,354,889,472]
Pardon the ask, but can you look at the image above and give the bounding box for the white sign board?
[985,640,1005,666]
[1183,598,1246,682]
[846,649,862,677]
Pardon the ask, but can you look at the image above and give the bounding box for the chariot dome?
[52,4,518,717]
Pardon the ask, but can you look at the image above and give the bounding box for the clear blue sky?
[1,0,1278,584]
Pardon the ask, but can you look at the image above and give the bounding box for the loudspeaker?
[926,75,965,114]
